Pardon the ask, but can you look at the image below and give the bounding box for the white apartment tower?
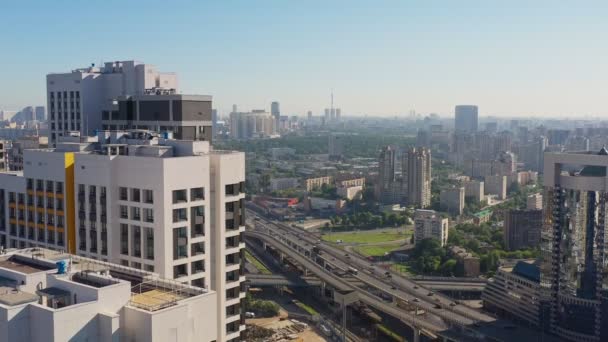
[46,60,178,144]
[414,209,449,246]
[0,130,245,341]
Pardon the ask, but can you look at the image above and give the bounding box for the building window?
[131,188,140,202]
[191,206,204,237]
[145,227,154,260]
[173,227,188,259]
[119,187,128,201]
[145,264,155,272]
[120,205,128,219]
[143,189,153,204]
[173,263,188,279]
[172,208,187,222]
[190,187,204,201]
[172,189,187,204]
[143,208,154,223]
[132,226,141,258]
[191,241,205,255]
[191,260,204,274]
[131,207,141,221]
[56,182,63,194]
[120,224,129,255]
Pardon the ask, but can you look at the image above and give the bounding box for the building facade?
[541,149,608,341]
[454,105,478,133]
[0,248,218,342]
[0,130,246,341]
[405,147,432,208]
[482,261,541,327]
[440,186,465,216]
[504,209,542,250]
[414,209,448,246]
[47,60,178,144]
[102,94,213,142]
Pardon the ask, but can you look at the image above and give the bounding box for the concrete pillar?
[413,327,420,342]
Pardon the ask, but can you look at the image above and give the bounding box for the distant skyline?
[1,1,607,117]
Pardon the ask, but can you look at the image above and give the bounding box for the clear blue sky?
[1,0,607,117]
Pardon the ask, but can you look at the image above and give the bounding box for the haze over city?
[1,0,608,117]
[3,2,608,342]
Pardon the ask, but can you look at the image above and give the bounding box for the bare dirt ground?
[246,309,328,341]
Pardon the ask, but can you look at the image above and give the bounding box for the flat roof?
[0,256,54,274]
[0,287,38,306]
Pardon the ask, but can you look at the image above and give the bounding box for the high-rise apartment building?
[328,133,345,160]
[229,110,275,139]
[377,146,405,203]
[405,147,432,208]
[454,105,478,133]
[541,148,608,341]
[504,209,542,250]
[440,186,465,216]
[0,130,246,341]
[270,101,280,127]
[414,209,448,246]
[47,60,178,144]
[484,175,507,199]
[464,180,485,203]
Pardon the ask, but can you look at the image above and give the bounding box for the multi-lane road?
[245,209,556,342]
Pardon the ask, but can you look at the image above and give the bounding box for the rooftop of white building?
[0,247,209,312]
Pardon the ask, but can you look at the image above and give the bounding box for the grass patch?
[376,324,405,342]
[321,229,411,244]
[293,300,320,316]
[354,243,403,257]
[245,250,271,275]
[390,263,416,275]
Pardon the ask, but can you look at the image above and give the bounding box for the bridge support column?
[412,327,420,342]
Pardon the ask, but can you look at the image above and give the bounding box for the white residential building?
[0,130,246,341]
[414,209,449,246]
[0,247,218,342]
[46,60,178,144]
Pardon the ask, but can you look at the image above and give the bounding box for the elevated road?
[246,210,556,342]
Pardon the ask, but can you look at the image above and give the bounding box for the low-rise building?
[334,175,365,188]
[0,248,218,342]
[414,209,448,246]
[482,260,540,327]
[473,209,492,225]
[449,246,480,277]
[440,186,465,216]
[305,176,333,191]
[337,185,363,200]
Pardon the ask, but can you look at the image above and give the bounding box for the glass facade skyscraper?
[542,149,608,342]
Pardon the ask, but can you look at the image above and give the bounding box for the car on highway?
[427,291,434,296]
[413,298,419,302]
